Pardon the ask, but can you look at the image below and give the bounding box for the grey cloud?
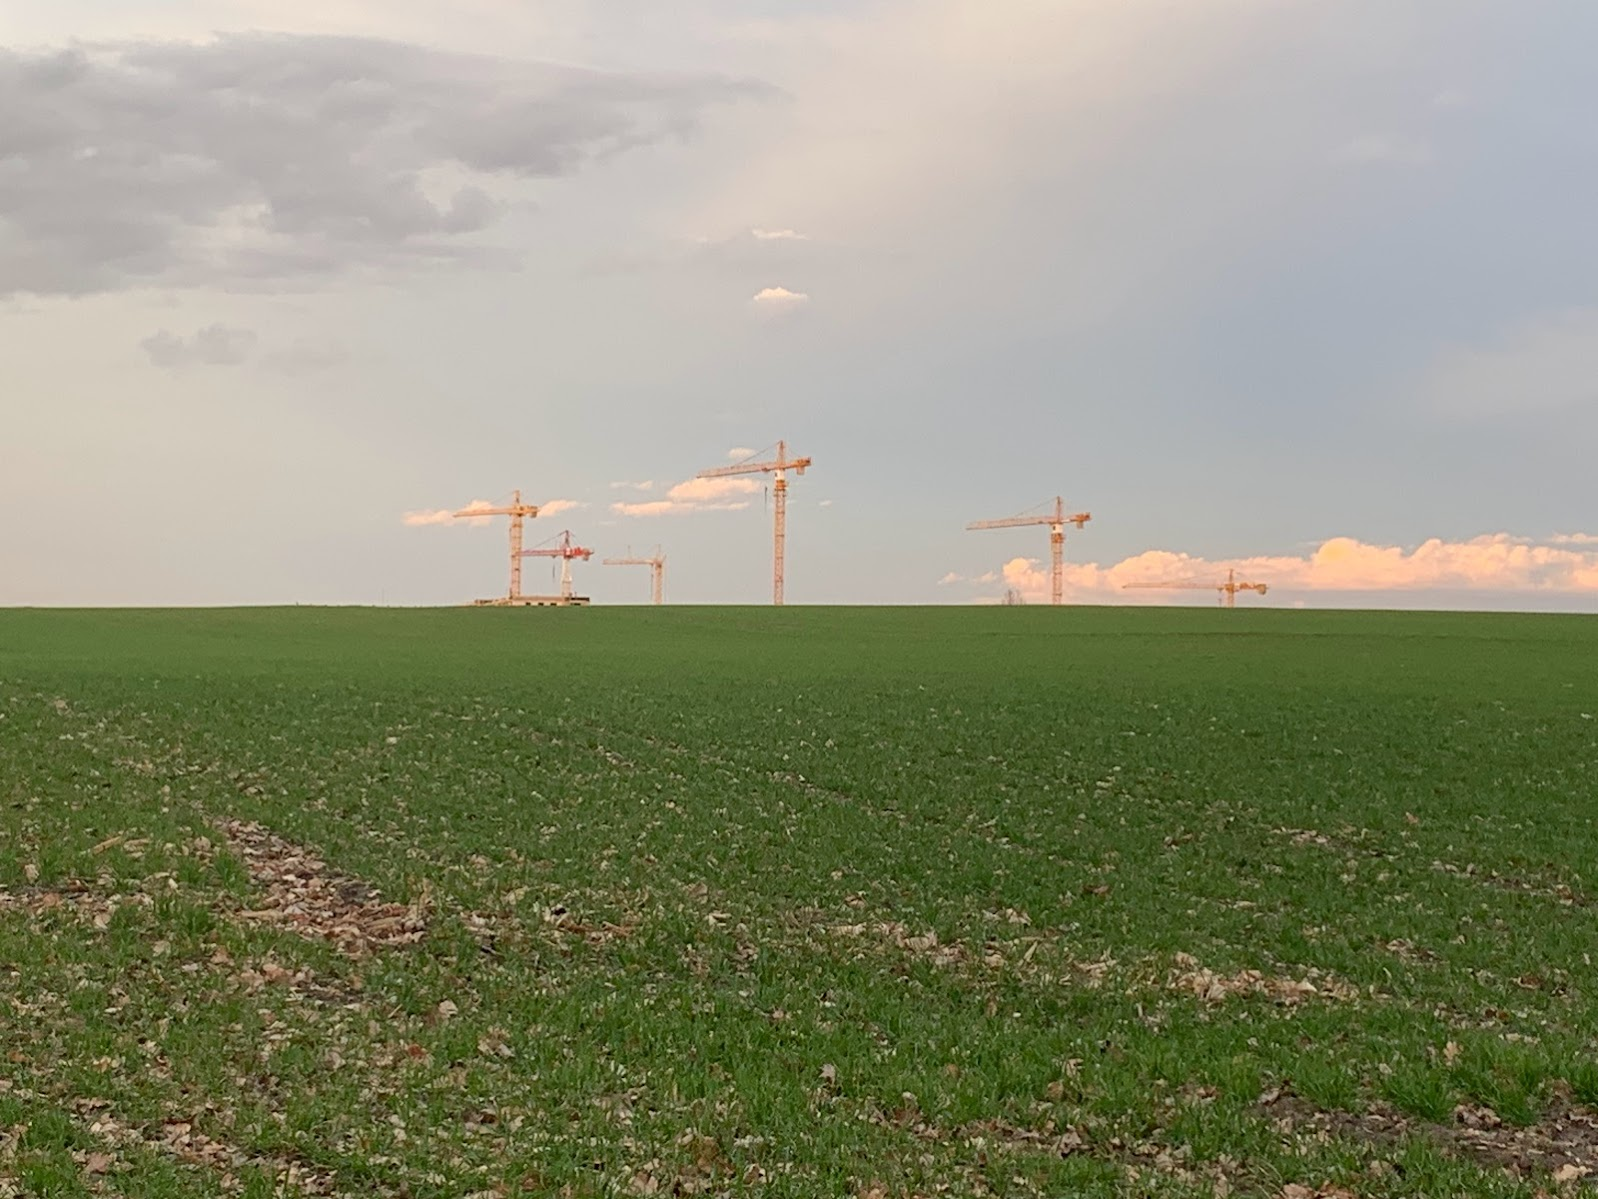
[0,35,765,297]
[139,325,350,372]
[586,226,847,280]
[1413,309,1598,418]
[261,339,350,375]
[690,228,819,272]
[141,324,257,367]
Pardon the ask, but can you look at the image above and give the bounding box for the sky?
[4,1,1598,609]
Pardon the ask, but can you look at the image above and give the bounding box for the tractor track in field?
[1259,1087,1598,1188]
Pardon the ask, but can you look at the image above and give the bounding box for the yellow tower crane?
[1125,568,1268,608]
[967,497,1092,606]
[602,547,666,605]
[696,441,812,606]
[455,490,540,602]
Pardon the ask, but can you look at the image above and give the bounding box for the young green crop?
[1,606,1595,1197]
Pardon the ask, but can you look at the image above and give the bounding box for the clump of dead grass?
[214,820,428,956]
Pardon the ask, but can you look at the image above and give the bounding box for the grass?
[2,605,1596,1197]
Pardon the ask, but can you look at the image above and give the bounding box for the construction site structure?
[455,490,541,604]
[516,530,594,606]
[967,496,1092,606]
[602,546,666,605]
[1125,568,1268,608]
[697,440,812,606]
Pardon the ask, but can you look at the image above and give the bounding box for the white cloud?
[609,480,655,491]
[403,497,497,527]
[818,499,834,507]
[612,498,754,517]
[988,533,1598,603]
[751,228,808,241]
[141,324,257,367]
[406,497,580,526]
[1414,309,1598,417]
[750,286,810,315]
[672,477,760,503]
[612,475,759,517]
[938,568,998,586]
[726,447,756,460]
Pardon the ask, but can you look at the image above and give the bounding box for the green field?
[3,607,1597,1198]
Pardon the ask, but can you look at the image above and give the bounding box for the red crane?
[520,530,594,605]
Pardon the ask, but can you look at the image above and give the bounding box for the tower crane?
[1125,568,1268,609]
[520,530,594,606]
[602,547,666,605]
[455,490,540,603]
[967,497,1092,606]
[696,441,812,605]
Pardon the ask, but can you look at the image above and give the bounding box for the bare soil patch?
[76,1098,343,1195]
[215,820,428,956]
[1260,1087,1598,1186]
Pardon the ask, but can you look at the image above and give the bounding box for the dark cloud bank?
[0,33,763,297]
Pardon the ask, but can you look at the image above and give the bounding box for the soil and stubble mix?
[2,605,1596,1198]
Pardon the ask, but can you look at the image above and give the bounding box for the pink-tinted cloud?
[612,476,759,517]
[402,498,496,527]
[750,286,810,315]
[406,497,582,527]
[986,533,1598,603]
[403,509,456,527]
[667,477,760,504]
